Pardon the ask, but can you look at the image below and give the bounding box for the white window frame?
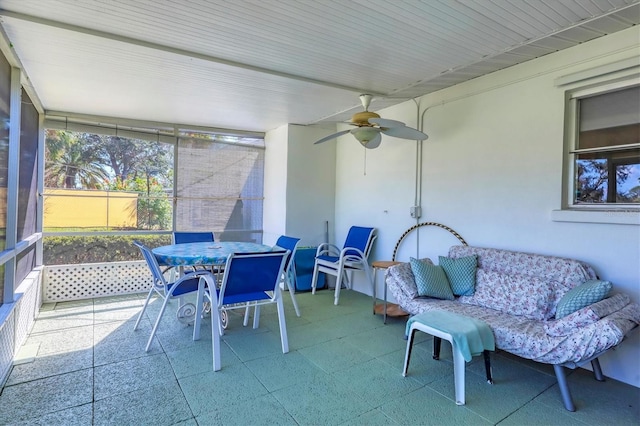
[552,60,640,226]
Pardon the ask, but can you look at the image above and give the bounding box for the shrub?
[43,234,172,265]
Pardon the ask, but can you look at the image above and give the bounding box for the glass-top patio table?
[152,241,273,267]
[152,241,274,328]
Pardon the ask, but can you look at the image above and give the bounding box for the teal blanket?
[405,310,495,362]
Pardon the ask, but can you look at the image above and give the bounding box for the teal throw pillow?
[439,255,477,296]
[409,257,455,300]
[555,280,612,319]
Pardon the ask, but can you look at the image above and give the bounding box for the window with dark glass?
[573,86,640,205]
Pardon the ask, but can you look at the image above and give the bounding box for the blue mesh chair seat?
[242,235,302,327]
[194,250,289,371]
[311,226,377,305]
[133,240,215,352]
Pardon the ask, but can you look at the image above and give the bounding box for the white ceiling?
[0,0,638,134]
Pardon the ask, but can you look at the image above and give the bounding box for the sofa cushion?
[555,280,612,319]
[447,246,597,295]
[439,255,477,296]
[460,269,555,320]
[410,258,455,300]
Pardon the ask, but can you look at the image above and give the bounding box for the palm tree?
[45,130,109,189]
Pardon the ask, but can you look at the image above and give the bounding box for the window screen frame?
[565,77,640,210]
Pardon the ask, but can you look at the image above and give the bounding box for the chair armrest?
[316,243,340,257]
[339,246,368,262]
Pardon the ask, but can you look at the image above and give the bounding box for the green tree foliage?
[45,130,109,188]
[576,159,638,203]
[44,130,174,230]
[110,176,171,229]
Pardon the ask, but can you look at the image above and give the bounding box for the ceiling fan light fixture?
[351,127,379,145]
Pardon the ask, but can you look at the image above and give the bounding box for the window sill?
[551,209,640,225]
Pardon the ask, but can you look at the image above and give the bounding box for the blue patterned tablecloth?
[152,241,273,266]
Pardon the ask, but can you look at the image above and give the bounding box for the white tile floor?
[1,290,639,425]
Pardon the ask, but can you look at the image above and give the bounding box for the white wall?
[333,26,640,386]
[263,124,289,245]
[263,124,336,247]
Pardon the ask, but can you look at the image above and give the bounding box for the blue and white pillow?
[439,255,477,296]
[409,257,455,300]
[555,280,612,319]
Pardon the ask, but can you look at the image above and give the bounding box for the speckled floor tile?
[179,363,269,417]
[533,367,640,425]
[2,292,638,426]
[6,402,93,426]
[245,350,324,391]
[6,348,93,386]
[272,373,372,425]
[23,325,94,356]
[340,408,400,425]
[93,352,177,401]
[297,337,374,373]
[222,328,288,362]
[426,353,557,423]
[497,399,587,425]
[93,380,193,426]
[195,393,297,425]
[343,323,408,358]
[380,385,492,425]
[331,357,424,409]
[93,328,163,366]
[165,339,240,379]
[0,369,93,424]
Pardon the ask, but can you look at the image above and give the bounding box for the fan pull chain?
[363,148,367,175]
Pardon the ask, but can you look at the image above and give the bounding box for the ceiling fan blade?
[368,117,405,128]
[363,133,382,149]
[380,126,428,140]
[313,129,351,144]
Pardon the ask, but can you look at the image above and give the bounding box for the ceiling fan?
[313,94,428,149]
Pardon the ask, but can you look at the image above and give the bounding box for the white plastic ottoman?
[403,312,494,406]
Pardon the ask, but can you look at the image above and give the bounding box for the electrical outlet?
[410,206,422,218]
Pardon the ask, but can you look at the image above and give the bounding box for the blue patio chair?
[275,235,302,317]
[194,250,289,371]
[311,226,377,305]
[244,235,302,324]
[172,231,215,244]
[133,240,215,352]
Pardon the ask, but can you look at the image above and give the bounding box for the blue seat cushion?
[317,255,339,263]
[168,276,200,297]
[223,292,271,305]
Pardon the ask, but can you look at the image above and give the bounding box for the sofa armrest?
[386,259,433,301]
[544,293,632,337]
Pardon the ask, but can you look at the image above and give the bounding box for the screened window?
[43,130,175,232]
[16,89,38,284]
[572,85,640,205]
[176,134,264,243]
[0,52,9,303]
[42,125,265,265]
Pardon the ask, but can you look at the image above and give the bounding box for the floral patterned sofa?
[386,245,640,411]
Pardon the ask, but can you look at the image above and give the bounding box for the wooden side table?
[371,260,408,323]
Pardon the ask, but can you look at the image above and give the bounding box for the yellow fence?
[44,189,138,229]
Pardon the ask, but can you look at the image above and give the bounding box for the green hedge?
[43,235,172,265]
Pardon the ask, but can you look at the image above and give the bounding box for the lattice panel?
[44,261,152,302]
[14,273,41,350]
[0,310,15,387]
